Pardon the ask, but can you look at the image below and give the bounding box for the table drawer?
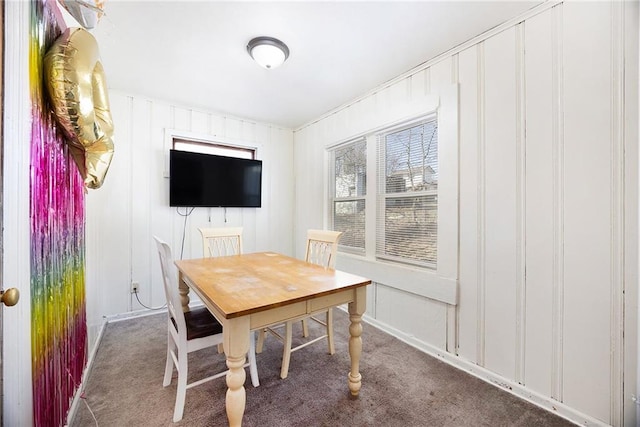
[308,289,354,312]
[250,301,307,329]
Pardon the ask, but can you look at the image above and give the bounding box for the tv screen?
[169,149,262,208]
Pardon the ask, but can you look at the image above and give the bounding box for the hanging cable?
[176,206,195,259]
[80,392,99,427]
[134,290,166,311]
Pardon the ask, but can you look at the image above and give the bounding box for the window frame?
[323,85,458,305]
[172,137,257,159]
[164,128,261,176]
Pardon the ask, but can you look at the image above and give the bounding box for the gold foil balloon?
[44,27,114,189]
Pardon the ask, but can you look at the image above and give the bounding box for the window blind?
[330,139,366,250]
[376,119,438,266]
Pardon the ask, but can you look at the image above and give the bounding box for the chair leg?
[301,318,309,337]
[248,331,260,387]
[163,334,174,387]
[280,321,293,379]
[326,308,335,355]
[173,344,188,422]
[256,328,266,353]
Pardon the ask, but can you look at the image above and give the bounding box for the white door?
[3,1,33,424]
[1,2,3,416]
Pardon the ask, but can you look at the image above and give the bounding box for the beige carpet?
[71,309,576,426]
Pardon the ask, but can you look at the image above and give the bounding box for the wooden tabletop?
[175,252,371,319]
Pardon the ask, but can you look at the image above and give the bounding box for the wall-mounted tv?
[169,149,262,208]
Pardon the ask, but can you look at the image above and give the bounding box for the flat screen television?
[169,149,262,208]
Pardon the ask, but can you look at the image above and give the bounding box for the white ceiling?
[91,1,541,129]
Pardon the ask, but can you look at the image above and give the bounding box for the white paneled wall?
[85,93,294,348]
[293,2,638,426]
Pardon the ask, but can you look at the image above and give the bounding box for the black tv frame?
[169,149,262,208]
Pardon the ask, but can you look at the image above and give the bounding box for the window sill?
[335,252,457,305]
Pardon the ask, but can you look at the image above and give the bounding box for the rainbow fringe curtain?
[30,1,88,425]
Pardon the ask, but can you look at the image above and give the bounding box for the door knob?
[1,288,20,307]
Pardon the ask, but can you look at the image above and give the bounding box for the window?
[173,138,255,159]
[330,139,366,251]
[328,116,439,268]
[324,89,457,303]
[377,118,438,267]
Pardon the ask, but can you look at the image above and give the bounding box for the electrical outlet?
[131,281,139,294]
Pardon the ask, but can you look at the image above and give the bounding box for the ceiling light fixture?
[247,36,290,69]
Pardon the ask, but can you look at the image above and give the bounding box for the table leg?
[178,272,190,312]
[348,286,366,396]
[224,316,249,427]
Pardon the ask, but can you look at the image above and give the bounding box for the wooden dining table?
[174,251,371,426]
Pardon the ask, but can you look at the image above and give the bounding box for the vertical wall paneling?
[291,126,302,253]
[457,45,480,363]
[551,4,565,403]
[225,117,241,140]
[523,8,555,398]
[375,285,447,348]
[171,106,190,260]
[449,54,460,355]
[172,107,189,131]
[366,283,376,320]
[429,58,452,94]
[477,42,486,367]
[145,100,162,308]
[623,3,639,426]
[130,99,151,310]
[191,110,208,134]
[359,96,375,138]
[254,124,270,252]
[483,27,518,380]
[447,271,458,348]
[424,67,431,96]
[437,82,460,353]
[514,22,526,386]
[211,114,224,137]
[609,2,624,424]
[562,1,612,421]
[293,128,325,258]
[386,80,407,120]
[87,93,133,319]
[150,101,172,307]
[437,84,459,279]
[410,69,427,103]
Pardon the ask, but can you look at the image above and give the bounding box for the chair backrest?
[154,236,187,338]
[198,227,243,257]
[304,229,343,269]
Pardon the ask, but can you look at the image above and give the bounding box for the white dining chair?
[199,226,244,257]
[154,236,259,422]
[198,226,260,375]
[257,229,343,379]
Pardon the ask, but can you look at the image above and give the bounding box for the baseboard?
[104,307,165,323]
[359,313,609,427]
